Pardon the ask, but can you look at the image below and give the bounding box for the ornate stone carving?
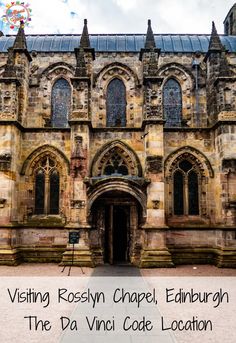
[222,159,236,172]
[0,198,6,208]
[165,146,214,179]
[41,64,75,84]
[143,50,159,77]
[21,145,70,176]
[30,64,39,75]
[70,136,87,178]
[146,155,163,173]
[0,153,11,171]
[146,105,162,119]
[2,48,16,78]
[218,111,236,121]
[94,62,140,88]
[91,140,142,177]
[70,200,85,209]
[152,200,160,209]
[157,62,195,90]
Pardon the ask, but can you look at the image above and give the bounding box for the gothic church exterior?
[0,4,236,267]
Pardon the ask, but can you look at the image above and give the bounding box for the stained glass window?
[163,78,182,127]
[51,78,71,128]
[34,156,60,215]
[106,78,126,127]
[173,159,199,215]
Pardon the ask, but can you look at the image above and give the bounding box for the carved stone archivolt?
[165,146,214,180]
[21,144,70,176]
[157,63,195,90]
[164,146,214,218]
[90,140,143,177]
[41,62,75,79]
[87,178,147,220]
[94,62,140,88]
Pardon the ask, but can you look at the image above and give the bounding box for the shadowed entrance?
[90,190,141,266]
[105,205,129,264]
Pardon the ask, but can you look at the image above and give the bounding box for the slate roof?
[0,34,236,53]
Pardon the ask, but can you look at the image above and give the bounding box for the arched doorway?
[90,190,142,265]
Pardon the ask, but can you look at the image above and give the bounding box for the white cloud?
[114,0,138,12]
[0,0,235,34]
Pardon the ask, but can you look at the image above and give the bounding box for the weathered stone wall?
[0,34,236,267]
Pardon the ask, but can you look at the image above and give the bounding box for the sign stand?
[61,231,84,276]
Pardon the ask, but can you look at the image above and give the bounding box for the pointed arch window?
[51,78,71,128]
[163,78,182,127]
[173,159,199,215]
[106,78,126,127]
[35,156,60,214]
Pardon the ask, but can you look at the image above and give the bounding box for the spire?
[75,47,87,77]
[13,20,27,50]
[145,19,156,49]
[208,21,224,51]
[80,19,90,48]
[3,20,31,77]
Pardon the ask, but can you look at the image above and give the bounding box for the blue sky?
[0,0,235,35]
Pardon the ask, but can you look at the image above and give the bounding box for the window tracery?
[34,156,60,214]
[103,152,129,176]
[173,159,199,215]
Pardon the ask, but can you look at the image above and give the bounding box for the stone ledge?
[139,248,174,268]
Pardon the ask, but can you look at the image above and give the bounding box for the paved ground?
[0,264,235,343]
[0,263,235,276]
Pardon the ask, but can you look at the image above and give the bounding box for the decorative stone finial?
[145,19,156,49]
[13,20,27,50]
[208,21,224,51]
[80,18,91,48]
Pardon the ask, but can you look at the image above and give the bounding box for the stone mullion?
[198,173,202,216]
[44,175,49,214]
[184,174,188,215]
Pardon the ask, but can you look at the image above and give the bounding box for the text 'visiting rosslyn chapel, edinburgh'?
[0,4,236,268]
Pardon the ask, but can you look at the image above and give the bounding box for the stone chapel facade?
[0,5,236,267]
